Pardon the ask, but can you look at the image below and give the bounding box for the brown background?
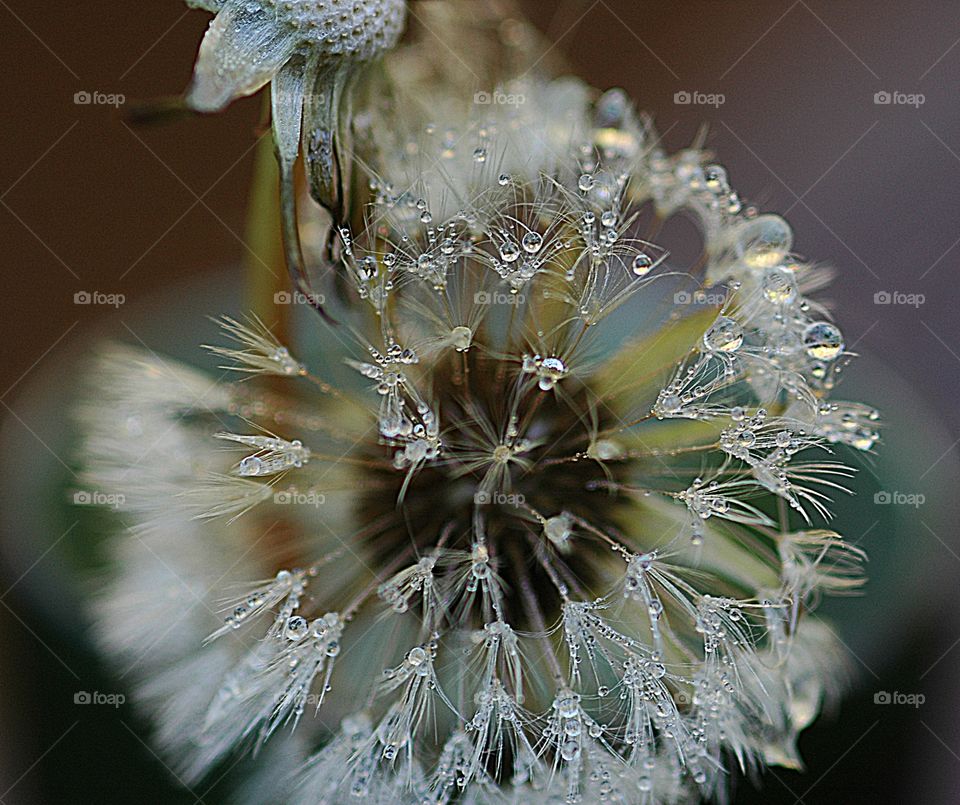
[1,2,959,803]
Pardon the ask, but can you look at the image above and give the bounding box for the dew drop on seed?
[802,321,844,360]
[521,232,543,254]
[450,326,472,352]
[560,740,580,762]
[632,253,653,276]
[238,456,263,476]
[736,214,793,269]
[703,316,743,353]
[543,513,573,546]
[284,615,309,641]
[500,241,521,263]
[762,266,797,305]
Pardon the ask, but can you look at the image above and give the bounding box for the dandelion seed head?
[79,3,880,803]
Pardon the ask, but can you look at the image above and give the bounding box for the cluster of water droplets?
[215,432,312,477]
[521,353,570,391]
[252,0,407,58]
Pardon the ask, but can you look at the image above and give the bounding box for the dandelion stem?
[245,94,290,346]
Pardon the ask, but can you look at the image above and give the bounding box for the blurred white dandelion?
[78,1,879,802]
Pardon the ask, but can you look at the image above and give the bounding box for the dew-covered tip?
[185,0,407,112]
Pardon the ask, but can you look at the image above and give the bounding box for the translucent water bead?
[632,253,654,276]
[802,321,844,360]
[499,240,521,263]
[762,266,798,305]
[734,214,793,269]
[522,354,569,391]
[543,513,574,549]
[594,88,630,129]
[284,615,309,641]
[703,316,744,353]
[448,326,472,352]
[521,232,543,253]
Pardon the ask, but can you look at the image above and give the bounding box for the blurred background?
[1,1,958,802]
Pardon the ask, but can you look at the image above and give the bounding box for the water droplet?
[704,164,727,190]
[238,455,263,476]
[802,321,844,360]
[762,266,797,305]
[499,241,521,263]
[660,393,682,415]
[556,691,580,718]
[544,513,573,546]
[284,615,309,641]
[578,174,595,192]
[521,232,543,254]
[560,739,580,762]
[703,316,744,353]
[632,253,653,276]
[735,214,793,269]
[534,356,568,390]
[449,326,472,352]
[472,147,487,163]
[591,439,622,460]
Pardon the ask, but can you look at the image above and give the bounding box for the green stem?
[244,97,290,346]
